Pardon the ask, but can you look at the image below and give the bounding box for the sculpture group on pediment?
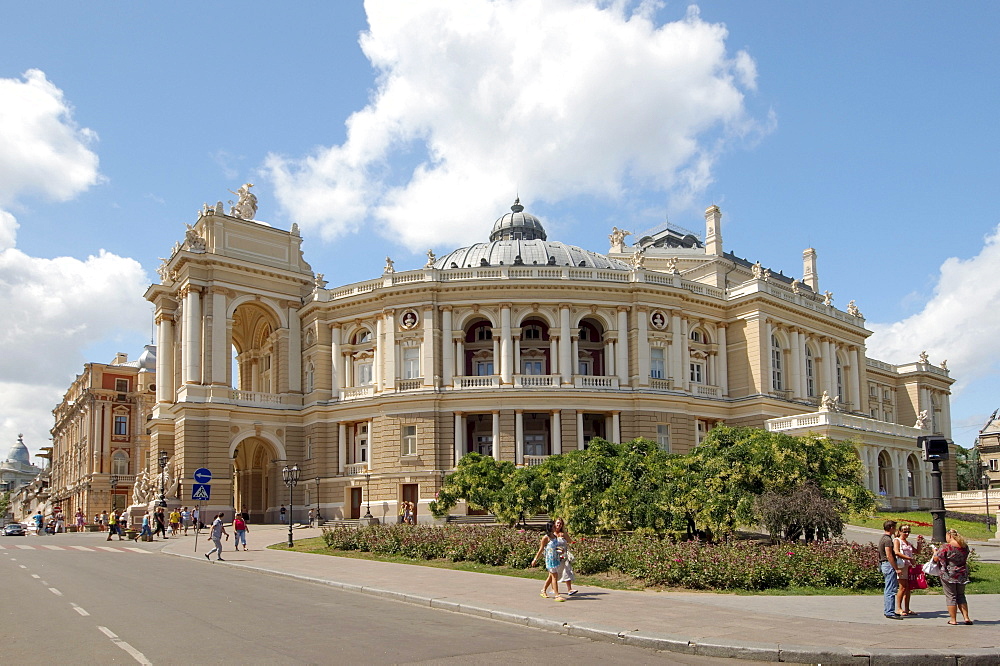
[228,183,258,220]
[819,390,839,412]
[914,409,929,429]
[665,257,680,275]
[425,249,436,268]
[847,300,862,317]
[791,278,801,294]
[752,261,764,279]
[313,273,328,290]
[184,224,206,252]
[823,290,833,306]
[919,350,929,364]
[384,256,395,273]
[629,248,645,269]
[609,226,631,251]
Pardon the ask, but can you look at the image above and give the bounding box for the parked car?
[3,523,27,536]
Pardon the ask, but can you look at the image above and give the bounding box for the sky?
[1,1,998,461]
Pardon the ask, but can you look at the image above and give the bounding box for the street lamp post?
[315,477,321,525]
[110,475,119,514]
[281,464,299,548]
[363,472,373,520]
[156,450,169,507]
[984,472,991,529]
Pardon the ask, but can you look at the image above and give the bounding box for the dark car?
[3,523,27,536]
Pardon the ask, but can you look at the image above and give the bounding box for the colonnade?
[766,319,862,408]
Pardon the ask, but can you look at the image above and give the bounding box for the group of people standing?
[879,519,973,624]
[397,501,417,524]
[532,518,577,601]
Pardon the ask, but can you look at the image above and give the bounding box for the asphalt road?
[0,533,755,665]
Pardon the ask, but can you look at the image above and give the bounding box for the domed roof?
[490,199,547,242]
[435,199,629,271]
[6,434,30,466]
[137,344,157,371]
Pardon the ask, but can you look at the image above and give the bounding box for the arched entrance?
[232,437,278,523]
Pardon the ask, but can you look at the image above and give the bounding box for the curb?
[161,548,1000,664]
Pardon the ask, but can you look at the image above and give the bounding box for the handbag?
[922,559,941,577]
[914,570,928,590]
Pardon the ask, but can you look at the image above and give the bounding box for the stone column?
[338,422,346,475]
[441,307,454,387]
[375,316,385,391]
[455,335,465,378]
[849,347,861,412]
[491,411,500,461]
[549,334,559,376]
[577,412,585,450]
[559,305,572,385]
[637,307,649,386]
[616,307,629,385]
[492,331,500,378]
[210,288,228,385]
[716,323,728,396]
[182,286,202,384]
[551,410,562,455]
[680,317,690,392]
[500,304,513,384]
[605,338,615,376]
[764,319,774,392]
[156,313,175,403]
[454,412,464,466]
[611,411,621,444]
[422,307,434,387]
[288,304,302,392]
[383,311,395,390]
[940,390,952,438]
[788,329,801,398]
[330,324,342,396]
[671,312,684,390]
[515,410,524,465]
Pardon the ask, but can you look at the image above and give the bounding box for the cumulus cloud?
[0,70,149,456]
[0,69,101,207]
[866,225,1000,394]
[267,0,763,249]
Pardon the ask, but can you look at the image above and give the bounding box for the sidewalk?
[163,525,1000,664]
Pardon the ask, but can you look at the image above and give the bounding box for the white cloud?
[866,225,1000,394]
[0,69,101,207]
[266,0,764,250]
[0,70,149,457]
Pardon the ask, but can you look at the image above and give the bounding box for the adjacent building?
[138,189,955,523]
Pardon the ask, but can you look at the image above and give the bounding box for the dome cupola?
[489,198,547,242]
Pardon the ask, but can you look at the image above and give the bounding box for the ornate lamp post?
[110,475,119,514]
[156,450,169,507]
[282,464,300,548]
[315,476,321,525]
[984,471,991,528]
[363,472,373,520]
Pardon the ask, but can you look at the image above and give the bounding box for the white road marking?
[122,547,150,554]
[19,565,26,569]
[69,545,95,551]
[42,545,64,550]
[49,587,63,596]
[98,626,151,664]
[98,626,118,639]
[96,546,122,552]
[70,603,90,617]
[17,545,34,549]
[31,574,39,579]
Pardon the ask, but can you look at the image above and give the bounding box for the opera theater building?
[141,192,954,523]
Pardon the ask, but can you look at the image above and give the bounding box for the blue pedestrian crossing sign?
[193,468,213,484]
[191,484,211,501]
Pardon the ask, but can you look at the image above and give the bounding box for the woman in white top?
[893,525,922,616]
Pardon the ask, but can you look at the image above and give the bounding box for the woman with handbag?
[933,529,973,625]
[553,517,578,596]
[892,526,922,616]
[531,521,565,601]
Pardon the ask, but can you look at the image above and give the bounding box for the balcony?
[766,411,924,438]
[340,386,374,401]
[693,384,722,398]
[513,374,559,388]
[523,455,550,467]
[574,376,620,389]
[345,463,369,476]
[396,378,424,392]
[230,390,284,406]
[455,375,500,389]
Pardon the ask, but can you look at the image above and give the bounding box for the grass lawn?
[271,537,1000,595]
[849,512,996,542]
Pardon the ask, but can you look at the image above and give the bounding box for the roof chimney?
[705,205,723,256]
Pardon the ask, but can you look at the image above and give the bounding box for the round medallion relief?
[650,310,667,330]
[399,309,419,330]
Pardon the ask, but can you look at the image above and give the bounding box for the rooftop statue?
[665,257,680,275]
[228,183,258,220]
[628,248,645,269]
[791,278,801,295]
[819,390,838,412]
[183,224,206,252]
[914,409,929,429]
[752,261,764,279]
[919,350,929,364]
[823,290,833,306]
[609,226,631,251]
[384,256,395,273]
[847,300,863,317]
[425,249,436,268]
[313,273,328,290]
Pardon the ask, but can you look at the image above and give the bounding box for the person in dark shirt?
[878,520,903,619]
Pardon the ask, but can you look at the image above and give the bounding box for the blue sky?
[2,1,998,458]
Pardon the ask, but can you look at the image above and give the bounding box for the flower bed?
[321,525,918,591]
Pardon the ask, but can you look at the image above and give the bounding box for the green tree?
[0,491,9,522]
[430,453,539,525]
[954,443,983,491]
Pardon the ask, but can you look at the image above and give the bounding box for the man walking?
[205,513,229,561]
[153,506,168,539]
[279,505,287,523]
[880,519,903,619]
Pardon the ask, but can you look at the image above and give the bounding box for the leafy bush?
[321,524,891,591]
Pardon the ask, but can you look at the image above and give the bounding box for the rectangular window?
[522,360,543,375]
[870,385,877,397]
[689,362,704,384]
[306,439,313,460]
[114,415,128,436]
[524,434,545,457]
[476,360,494,376]
[476,435,493,456]
[402,347,420,379]
[696,419,711,445]
[477,327,492,341]
[115,378,129,393]
[884,389,891,401]
[358,362,373,386]
[578,360,591,375]
[771,348,783,390]
[884,410,892,421]
[656,425,670,453]
[402,425,417,456]
[990,459,999,472]
[871,409,878,419]
[650,348,665,379]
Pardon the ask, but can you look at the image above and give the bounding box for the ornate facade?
[142,192,955,523]
[47,349,156,521]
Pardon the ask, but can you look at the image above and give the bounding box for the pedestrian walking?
[192,507,200,532]
[106,511,120,541]
[205,513,229,561]
[153,506,168,539]
[54,511,65,533]
[233,512,248,551]
[308,508,315,527]
[553,517,578,596]
[136,512,153,541]
[279,505,287,523]
[933,529,973,625]
[33,511,44,536]
[75,510,85,532]
[169,508,181,536]
[531,521,566,601]
[100,511,109,532]
[181,506,191,535]
[879,520,903,619]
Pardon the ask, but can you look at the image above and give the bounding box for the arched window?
[112,451,129,476]
[354,329,372,344]
[805,347,816,397]
[906,456,918,497]
[690,329,703,343]
[771,335,784,391]
[836,357,844,401]
[304,361,315,393]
